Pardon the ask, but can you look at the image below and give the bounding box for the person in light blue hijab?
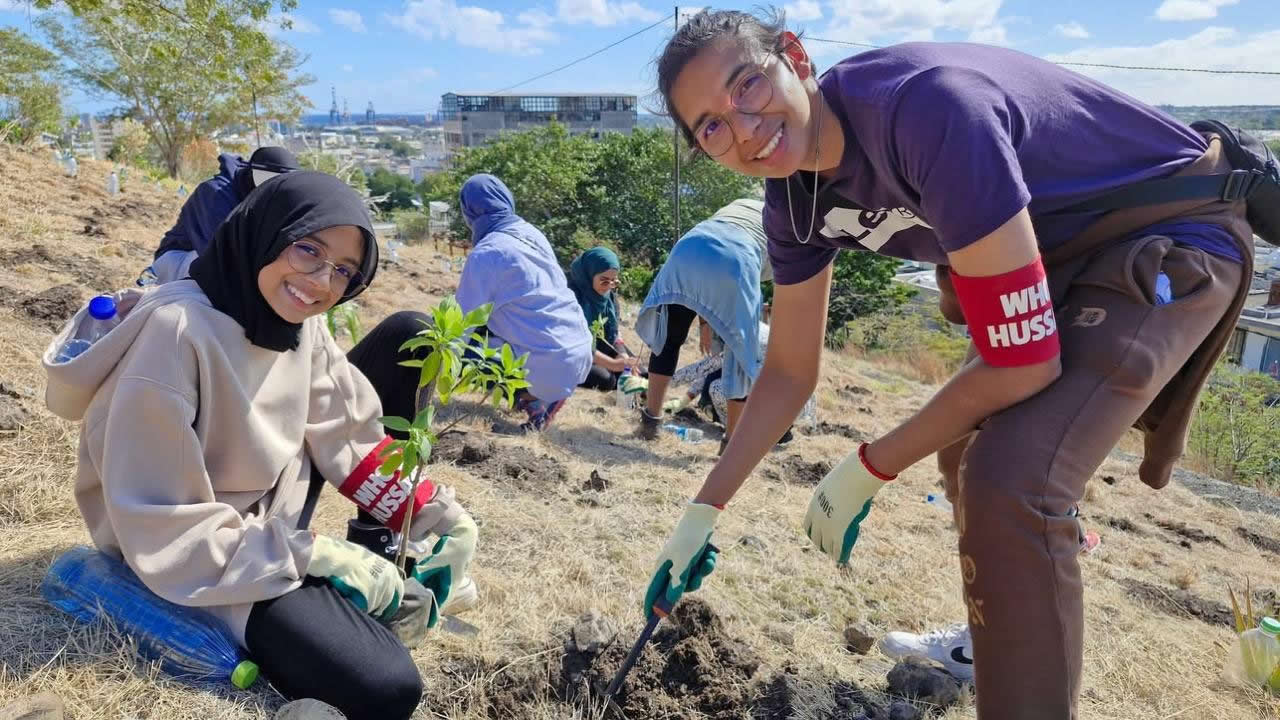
[455,174,593,431]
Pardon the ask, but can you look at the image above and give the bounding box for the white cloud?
[342,64,354,72]
[260,13,321,36]
[819,0,1005,47]
[785,0,823,22]
[968,21,1007,45]
[1155,0,1238,22]
[388,0,556,55]
[1045,26,1280,105]
[328,9,367,33]
[556,0,662,26]
[518,7,556,28]
[1053,21,1089,39]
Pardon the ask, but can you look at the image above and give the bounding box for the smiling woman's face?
[668,36,818,178]
[257,225,364,323]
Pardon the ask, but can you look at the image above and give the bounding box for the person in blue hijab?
[455,174,593,431]
[568,246,641,391]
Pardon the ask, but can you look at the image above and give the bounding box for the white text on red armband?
[950,259,1061,368]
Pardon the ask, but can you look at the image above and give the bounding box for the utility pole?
[251,87,262,148]
[673,5,680,245]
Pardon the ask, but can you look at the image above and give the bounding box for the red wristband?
[858,443,897,481]
[949,258,1060,368]
[338,437,437,530]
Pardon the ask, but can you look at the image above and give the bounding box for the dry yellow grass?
[1,143,1279,719]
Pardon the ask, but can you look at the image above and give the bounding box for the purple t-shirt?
[765,42,1240,285]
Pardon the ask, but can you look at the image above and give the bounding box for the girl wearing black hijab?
[45,171,477,720]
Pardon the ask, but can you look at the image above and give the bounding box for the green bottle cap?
[1260,617,1280,636]
[231,660,259,689]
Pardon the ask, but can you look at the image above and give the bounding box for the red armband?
[949,259,1060,368]
[338,436,437,530]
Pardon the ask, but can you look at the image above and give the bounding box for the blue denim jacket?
[637,217,766,399]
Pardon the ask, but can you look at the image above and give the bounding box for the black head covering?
[189,170,379,352]
[233,146,301,197]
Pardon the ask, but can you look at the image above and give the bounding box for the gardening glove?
[804,443,896,566]
[644,502,720,618]
[412,512,478,625]
[618,373,648,396]
[307,534,404,620]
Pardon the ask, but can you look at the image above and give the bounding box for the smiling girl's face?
[257,225,364,323]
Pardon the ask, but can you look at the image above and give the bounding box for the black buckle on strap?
[1221,169,1263,202]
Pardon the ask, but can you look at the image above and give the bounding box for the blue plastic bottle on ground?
[54,295,120,363]
[42,546,259,690]
[662,423,704,443]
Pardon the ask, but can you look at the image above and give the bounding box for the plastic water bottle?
[65,155,78,178]
[42,546,259,690]
[662,423,703,443]
[1224,616,1280,690]
[107,171,119,197]
[616,367,637,410]
[54,295,120,363]
[177,184,188,200]
[925,493,954,512]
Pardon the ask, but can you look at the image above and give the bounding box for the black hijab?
[232,146,301,198]
[189,170,379,352]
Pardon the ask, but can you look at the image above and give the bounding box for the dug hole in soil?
[435,599,956,720]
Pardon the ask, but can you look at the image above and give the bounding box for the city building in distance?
[440,91,637,152]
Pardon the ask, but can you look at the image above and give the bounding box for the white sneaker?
[878,622,974,681]
[440,576,478,616]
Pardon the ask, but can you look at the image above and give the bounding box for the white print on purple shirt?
[819,207,931,251]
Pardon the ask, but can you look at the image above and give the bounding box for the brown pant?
[936,234,1241,719]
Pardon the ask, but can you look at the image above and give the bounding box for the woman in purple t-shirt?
[639,8,1251,719]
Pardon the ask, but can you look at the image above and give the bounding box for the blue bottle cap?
[88,295,117,320]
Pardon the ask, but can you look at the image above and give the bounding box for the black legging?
[247,311,432,720]
[580,338,621,391]
[647,304,697,377]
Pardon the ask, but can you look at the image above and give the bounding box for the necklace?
[786,93,823,245]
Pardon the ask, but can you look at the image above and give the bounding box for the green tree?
[1268,139,1280,159]
[0,28,64,144]
[377,138,414,158]
[107,117,151,166]
[298,150,367,194]
[825,252,915,348]
[1187,361,1280,491]
[420,122,599,261]
[367,168,418,212]
[39,0,312,177]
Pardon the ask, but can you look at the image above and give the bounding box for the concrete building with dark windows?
[440,91,637,152]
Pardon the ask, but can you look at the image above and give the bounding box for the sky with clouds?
[2,0,1278,115]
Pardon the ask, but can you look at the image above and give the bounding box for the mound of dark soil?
[1143,513,1225,548]
[1121,578,1233,627]
[799,422,866,441]
[18,284,82,331]
[432,432,568,490]
[1236,526,1280,555]
[763,455,832,486]
[561,598,760,719]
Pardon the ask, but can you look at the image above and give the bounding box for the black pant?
[246,312,432,719]
[580,338,620,391]
[647,304,696,377]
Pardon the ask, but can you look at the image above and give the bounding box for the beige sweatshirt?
[43,281,461,644]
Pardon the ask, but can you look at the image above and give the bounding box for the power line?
[490,13,675,94]
[805,36,1280,76]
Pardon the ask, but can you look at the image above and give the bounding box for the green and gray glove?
[307,535,404,620]
[644,502,720,618]
[803,443,895,566]
[412,513,478,625]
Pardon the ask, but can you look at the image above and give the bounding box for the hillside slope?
[0,144,1277,719]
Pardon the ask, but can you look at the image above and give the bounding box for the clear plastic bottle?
[925,493,954,512]
[662,423,704,443]
[107,171,119,197]
[54,295,120,363]
[616,366,636,410]
[42,546,259,690]
[1225,616,1280,690]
